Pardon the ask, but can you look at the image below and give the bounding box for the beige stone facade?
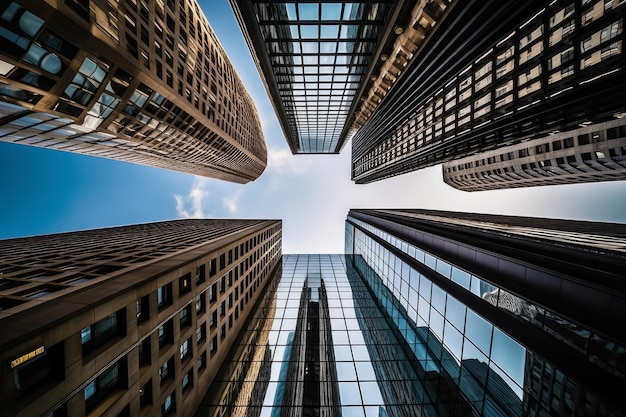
[0,0,266,182]
[0,219,282,417]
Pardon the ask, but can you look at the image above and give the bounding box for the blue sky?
[1,0,626,253]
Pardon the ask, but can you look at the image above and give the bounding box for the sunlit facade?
[345,209,626,416]
[0,0,267,182]
[0,219,282,417]
[351,0,626,184]
[230,1,456,154]
[443,119,626,191]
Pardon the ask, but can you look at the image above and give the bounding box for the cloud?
[174,177,209,218]
[267,148,311,175]
[222,190,242,215]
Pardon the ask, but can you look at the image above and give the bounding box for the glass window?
[445,295,466,331]
[298,3,318,20]
[84,361,122,412]
[465,309,493,355]
[321,3,342,20]
[81,310,125,355]
[490,327,526,387]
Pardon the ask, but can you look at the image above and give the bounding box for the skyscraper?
[350,0,626,185]
[200,209,626,416]
[442,118,626,191]
[0,219,282,417]
[201,254,434,416]
[230,0,455,154]
[0,0,267,182]
[345,209,626,416]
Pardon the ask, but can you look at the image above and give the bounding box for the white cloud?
[174,177,209,218]
[267,148,312,175]
[223,190,242,215]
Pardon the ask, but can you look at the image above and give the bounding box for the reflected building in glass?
[0,0,267,182]
[229,0,455,153]
[202,254,438,417]
[345,209,626,416]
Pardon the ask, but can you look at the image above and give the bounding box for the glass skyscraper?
[200,210,625,417]
[345,209,625,416]
[229,0,454,154]
[200,254,437,417]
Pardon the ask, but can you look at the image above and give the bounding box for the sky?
[1,0,626,253]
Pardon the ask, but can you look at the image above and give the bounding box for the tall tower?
[345,209,626,415]
[0,0,267,182]
[350,0,626,186]
[442,118,626,191]
[230,0,456,154]
[0,219,282,417]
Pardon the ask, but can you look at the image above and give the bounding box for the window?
[197,322,206,343]
[179,304,192,328]
[162,392,175,416]
[157,283,172,309]
[209,258,216,277]
[13,342,64,395]
[137,295,149,323]
[139,380,152,407]
[159,356,174,384]
[195,265,206,284]
[180,337,192,360]
[138,337,151,366]
[81,309,125,356]
[182,369,193,391]
[84,359,126,412]
[158,319,174,348]
[209,283,217,303]
[196,292,205,313]
[197,351,206,371]
[210,310,217,329]
[210,336,218,355]
[179,273,191,294]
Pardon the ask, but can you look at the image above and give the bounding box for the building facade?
[201,254,436,416]
[345,209,626,416]
[351,0,626,184]
[0,219,282,417]
[442,118,626,191]
[0,0,267,182]
[230,0,456,154]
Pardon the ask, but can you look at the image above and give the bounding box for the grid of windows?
[351,0,626,183]
[348,0,454,138]
[242,1,395,153]
[345,212,625,415]
[443,119,626,191]
[0,0,267,181]
[208,255,427,415]
[1,219,282,417]
[0,219,266,311]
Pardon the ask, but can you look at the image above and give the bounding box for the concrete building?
[350,0,626,184]
[0,0,266,182]
[443,118,626,191]
[0,219,282,417]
